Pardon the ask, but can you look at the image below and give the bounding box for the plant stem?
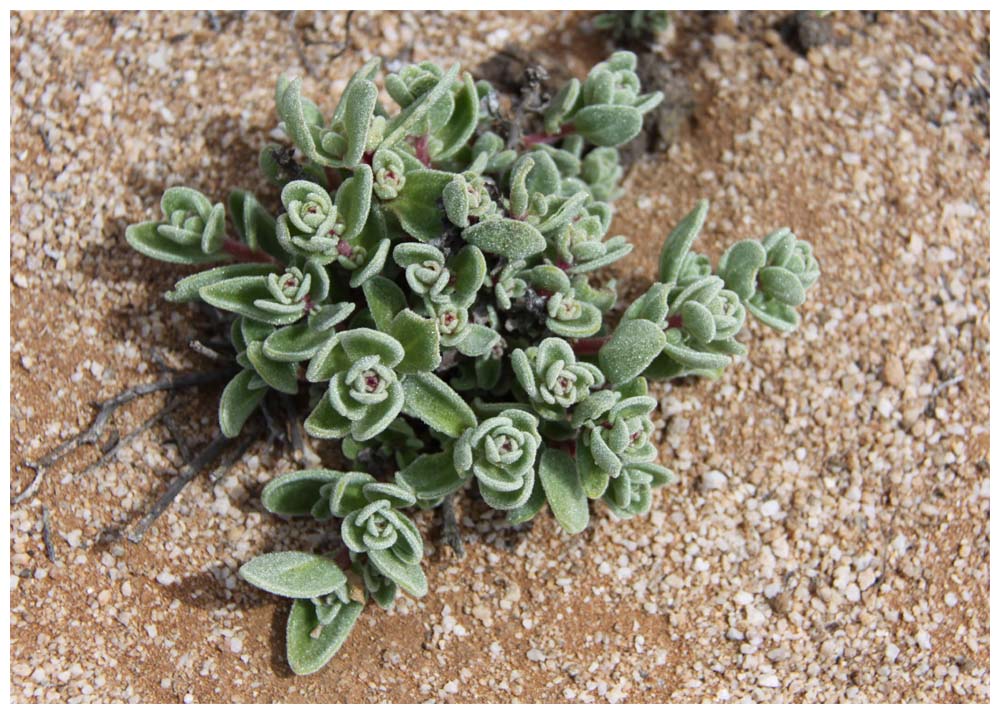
[222,238,277,264]
[522,125,573,148]
[571,336,610,355]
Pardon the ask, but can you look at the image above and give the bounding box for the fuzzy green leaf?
[263,323,333,362]
[304,394,351,439]
[506,478,547,525]
[599,318,667,386]
[228,189,287,261]
[387,169,454,241]
[463,218,546,260]
[388,309,441,373]
[455,324,500,358]
[573,104,643,147]
[659,200,709,284]
[758,266,806,306]
[125,221,226,265]
[340,79,379,167]
[401,372,477,438]
[717,239,767,301]
[746,300,800,332]
[166,263,277,303]
[433,72,479,159]
[200,276,304,326]
[335,165,373,242]
[261,470,342,516]
[381,63,460,149]
[339,328,405,368]
[285,598,363,676]
[577,436,611,499]
[246,341,299,394]
[219,368,266,438]
[239,551,346,599]
[363,276,408,332]
[538,448,590,535]
[396,450,467,500]
[368,548,428,598]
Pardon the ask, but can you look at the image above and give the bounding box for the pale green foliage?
[593,10,671,44]
[127,50,819,675]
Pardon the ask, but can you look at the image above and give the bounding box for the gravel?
[10,9,989,704]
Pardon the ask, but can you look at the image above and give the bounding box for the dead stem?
[13,369,234,505]
[41,506,58,564]
[127,431,235,544]
[439,492,466,559]
[78,399,184,480]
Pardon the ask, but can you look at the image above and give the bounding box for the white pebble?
[701,470,728,491]
[526,648,546,662]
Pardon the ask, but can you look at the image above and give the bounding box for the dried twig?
[127,431,234,543]
[163,411,194,463]
[931,374,965,396]
[189,339,227,362]
[290,10,355,77]
[280,393,306,463]
[79,399,183,479]
[439,492,466,559]
[209,426,260,484]
[13,369,233,505]
[41,506,58,564]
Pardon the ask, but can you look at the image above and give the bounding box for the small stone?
[767,647,790,662]
[758,674,781,688]
[884,355,905,386]
[877,398,894,418]
[701,470,728,491]
[913,69,935,90]
[526,648,546,662]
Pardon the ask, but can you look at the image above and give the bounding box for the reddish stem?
[410,134,432,167]
[571,336,610,355]
[222,239,277,264]
[550,439,577,457]
[333,543,351,570]
[522,124,573,148]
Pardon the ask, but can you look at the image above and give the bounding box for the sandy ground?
[9,10,990,703]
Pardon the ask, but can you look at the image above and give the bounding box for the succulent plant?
[126,51,819,675]
[593,10,671,45]
[454,408,541,509]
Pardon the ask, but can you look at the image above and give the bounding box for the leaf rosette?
[305,329,406,442]
[719,228,820,332]
[454,408,541,510]
[125,187,227,264]
[511,337,604,420]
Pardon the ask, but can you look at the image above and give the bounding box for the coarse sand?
[9,10,989,703]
